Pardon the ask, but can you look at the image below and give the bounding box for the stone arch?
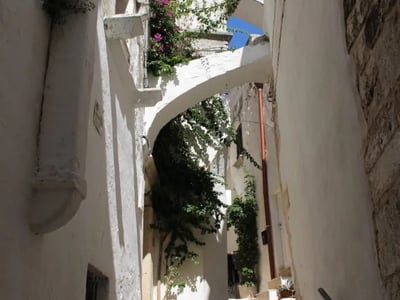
[144,40,272,149]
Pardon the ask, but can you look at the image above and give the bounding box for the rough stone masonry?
[344,0,400,298]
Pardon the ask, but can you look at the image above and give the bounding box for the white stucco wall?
[0,1,144,299]
[0,0,50,298]
[265,0,382,299]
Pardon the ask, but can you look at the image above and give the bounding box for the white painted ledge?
[136,88,163,107]
[104,13,145,39]
[144,37,272,148]
[107,40,162,107]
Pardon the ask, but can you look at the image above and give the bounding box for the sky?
[227,16,264,49]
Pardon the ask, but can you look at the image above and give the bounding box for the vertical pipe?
[255,83,276,279]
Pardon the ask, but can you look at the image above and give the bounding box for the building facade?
[0,0,398,299]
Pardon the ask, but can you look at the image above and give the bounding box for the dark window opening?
[85,265,109,300]
[261,229,268,245]
[227,254,239,286]
[236,124,243,160]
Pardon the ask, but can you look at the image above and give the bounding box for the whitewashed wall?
[263,0,383,299]
[0,1,144,299]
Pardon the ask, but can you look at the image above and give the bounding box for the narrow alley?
[0,0,399,300]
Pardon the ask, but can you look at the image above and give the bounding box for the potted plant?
[237,267,257,298]
[278,277,295,299]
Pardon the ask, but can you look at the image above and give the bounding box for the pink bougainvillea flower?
[153,33,163,42]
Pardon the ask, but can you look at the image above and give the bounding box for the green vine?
[240,147,262,170]
[173,0,240,32]
[41,0,95,24]
[226,175,259,286]
[152,95,261,291]
[152,96,231,288]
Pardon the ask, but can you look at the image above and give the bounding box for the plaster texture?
[0,0,144,299]
[0,0,50,297]
[30,0,101,233]
[264,0,383,298]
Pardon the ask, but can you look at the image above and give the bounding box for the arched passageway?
[144,39,272,149]
[142,38,272,300]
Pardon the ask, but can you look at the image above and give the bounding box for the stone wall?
[344,1,400,298]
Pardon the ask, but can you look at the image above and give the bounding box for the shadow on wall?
[86,13,120,299]
[157,216,227,300]
[107,31,144,295]
[7,5,120,299]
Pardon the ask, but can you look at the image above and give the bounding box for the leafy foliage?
[173,0,240,32]
[226,175,259,286]
[41,0,95,24]
[148,0,240,75]
[240,148,261,170]
[152,96,231,284]
[152,94,261,290]
[182,96,235,155]
[148,0,198,75]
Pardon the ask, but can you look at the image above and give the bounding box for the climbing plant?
[152,95,234,288]
[148,0,240,75]
[152,94,261,291]
[41,0,95,24]
[226,174,259,286]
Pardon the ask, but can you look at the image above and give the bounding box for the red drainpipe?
[255,83,276,279]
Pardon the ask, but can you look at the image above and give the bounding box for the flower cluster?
[147,0,197,75]
[147,0,241,75]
